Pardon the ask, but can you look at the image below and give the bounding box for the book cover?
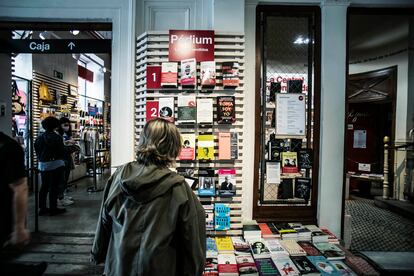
[180,133,196,160]
[329,261,357,276]
[281,152,299,174]
[269,82,281,102]
[297,241,322,256]
[207,237,219,258]
[272,257,300,276]
[267,137,285,161]
[298,149,313,169]
[197,134,215,160]
[197,98,213,124]
[279,240,307,257]
[287,80,303,93]
[204,204,215,231]
[218,169,236,197]
[180,58,196,86]
[218,254,238,274]
[264,239,289,258]
[243,224,262,242]
[250,240,271,259]
[267,223,282,239]
[258,223,273,238]
[201,61,216,87]
[204,257,219,275]
[290,256,320,276]
[215,236,234,252]
[177,95,196,124]
[231,133,238,159]
[290,139,302,152]
[277,179,294,199]
[198,169,215,196]
[231,237,252,256]
[214,204,231,231]
[294,178,311,202]
[222,62,240,87]
[217,96,236,124]
[218,132,231,160]
[311,232,330,244]
[266,162,281,184]
[307,256,341,276]
[255,258,280,276]
[161,62,178,87]
[146,100,159,122]
[236,255,259,276]
[313,243,346,260]
[158,97,175,123]
[146,65,161,89]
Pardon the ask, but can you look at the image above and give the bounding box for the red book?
[297,241,322,256]
[258,223,273,237]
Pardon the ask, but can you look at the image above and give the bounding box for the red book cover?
[161,62,178,87]
[297,241,322,256]
[258,223,273,237]
[222,62,239,87]
[146,101,159,122]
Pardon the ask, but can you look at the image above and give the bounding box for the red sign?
[169,30,215,62]
[146,66,162,89]
[146,101,159,122]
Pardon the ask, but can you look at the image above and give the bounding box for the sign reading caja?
[168,30,215,62]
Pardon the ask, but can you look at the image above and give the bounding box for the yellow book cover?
[197,134,215,160]
[281,151,299,173]
[215,236,234,252]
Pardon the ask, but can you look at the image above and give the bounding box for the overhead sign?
[0,39,111,53]
[168,30,214,62]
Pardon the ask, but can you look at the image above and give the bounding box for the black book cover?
[217,96,236,124]
[277,179,294,199]
[269,82,281,102]
[287,79,303,93]
[290,139,303,152]
[298,149,313,170]
[290,256,319,275]
[294,177,311,202]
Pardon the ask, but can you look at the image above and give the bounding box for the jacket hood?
[118,162,184,203]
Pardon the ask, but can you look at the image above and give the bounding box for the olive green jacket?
[91,162,206,276]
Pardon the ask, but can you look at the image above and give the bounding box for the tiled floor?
[345,197,414,252]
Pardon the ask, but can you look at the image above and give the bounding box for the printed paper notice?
[276,94,306,136]
[353,130,367,149]
[266,162,281,184]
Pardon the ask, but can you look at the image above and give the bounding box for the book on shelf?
[254,258,280,276]
[197,98,213,124]
[161,62,178,87]
[222,62,240,87]
[290,256,320,276]
[298,149,313,170]
[307,256,341,276]
[215,236,235,253]
[197,134,215,160]
[329,260,357,276]
[281,152,299,174]
[279,240,306,256]
[313,243,346,260]
[264,239,289,258]
[179,133,196,160]
[287,79,303,94]
[201,61,216,87]
[236,255,259,276]
[214,204,231,231]
[204,257,219,276]
[218,254,238,276]
[297,241,322,256]
[177,95,196,124]
[266,162,281,185]
[176,167,198,189]
[231,133,238,159]
[231,237,252,256]
[180,58,197,86]
[218,132,231,160]
[217,96,236,124]
[218,169,236,197]
[198,169,215,196]
[289,139,303,152]
[158,97,175,123]
[207,237,219,258]
[277,179,294,200]
[250,240,271,259]
[269,82,281,102]
[204,204,215,231]
[294,178,312,202]
[272,257,301,276]
[145,100,159,122]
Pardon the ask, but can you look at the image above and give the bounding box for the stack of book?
[218,254,238,276]
[215,236,235,254]
[250,240,271,260]
[265,239,290,259]
[280,240,307,257]
[207,237,219,258]
[274,223,298,240]
[272,257,301,276]
[204,257,219,276]
[231,237,252,256]
[255,258,280,276]
[290,256,320,276]
[243,223,262,243]
[320,227,340,244]
[289,223,312,242]
[235,255,259,276]
[313,242,346,261]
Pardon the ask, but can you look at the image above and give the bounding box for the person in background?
[91,118,206,276]
[34,116,66,216]
[58,117,76,206]
[0,131,47,275]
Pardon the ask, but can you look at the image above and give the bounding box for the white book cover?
[264,239,289,257]
[200,61,216,86]
[180,58,197,86]
[161,62,178,87]
[197,98,213,123]
[272,257,300,276]
[158,97,175,123]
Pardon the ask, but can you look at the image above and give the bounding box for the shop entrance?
[0,22,112,235]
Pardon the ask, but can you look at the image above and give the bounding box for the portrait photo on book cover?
[283,156,297,167]
[200,177,214,190]
[252,241,267,254]
[220,176,234,191]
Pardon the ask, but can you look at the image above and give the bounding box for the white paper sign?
[266,162,281,184]
[275,94,306,136]
[353,130,367,149]
[358,163,371,172]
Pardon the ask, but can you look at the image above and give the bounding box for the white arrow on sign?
[68,42,76,50]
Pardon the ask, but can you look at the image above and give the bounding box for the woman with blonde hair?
[92,118,206,276]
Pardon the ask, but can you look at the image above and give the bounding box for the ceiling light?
[294,36,313,45]
[39,31,47,40]
[71,30,80,36]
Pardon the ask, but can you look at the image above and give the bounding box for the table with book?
[203,222,379,276]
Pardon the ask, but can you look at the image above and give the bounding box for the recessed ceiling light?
[71,30,80,35]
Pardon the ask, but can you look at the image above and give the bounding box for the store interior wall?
[0,31,12,135]
[33,54,78,86]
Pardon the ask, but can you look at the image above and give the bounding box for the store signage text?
[169,30,214,62]
[267,73,309,93]
[30,41,50,52]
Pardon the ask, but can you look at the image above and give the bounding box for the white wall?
[0,0,136,169]
[14,54,33,81]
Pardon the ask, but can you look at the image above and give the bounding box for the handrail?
[389,142,414,150]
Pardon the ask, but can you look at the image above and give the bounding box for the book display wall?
[135,31,245,236]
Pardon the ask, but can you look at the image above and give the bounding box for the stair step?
[31,235,94,245]
[25,244,92,254]
[12,252,92,265]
